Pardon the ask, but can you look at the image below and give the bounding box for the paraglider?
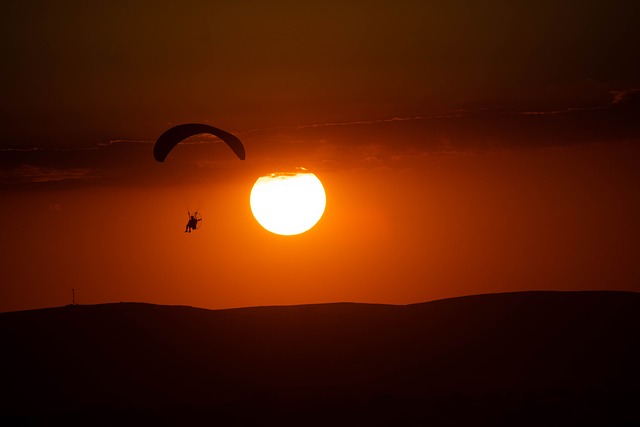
[185,211,202,233]
[153,123,245,233]
[153,123,245,162]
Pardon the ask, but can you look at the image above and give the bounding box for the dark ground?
[1,290,639,425]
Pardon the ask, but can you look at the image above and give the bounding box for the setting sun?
[250,169,326,235]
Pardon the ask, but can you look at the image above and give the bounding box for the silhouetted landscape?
[2,291,639,425]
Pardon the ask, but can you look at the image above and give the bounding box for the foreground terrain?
[1,290,638,425]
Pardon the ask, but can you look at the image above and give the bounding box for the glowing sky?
[1,0,639,312]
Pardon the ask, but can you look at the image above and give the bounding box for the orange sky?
[1,1,640,312]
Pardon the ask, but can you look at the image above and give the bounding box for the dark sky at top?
[2,0,639,148]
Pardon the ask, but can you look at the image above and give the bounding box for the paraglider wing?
[153,123,245,162]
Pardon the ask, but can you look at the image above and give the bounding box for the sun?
[250,168,326,235]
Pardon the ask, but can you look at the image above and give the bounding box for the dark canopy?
[153,123,245,162]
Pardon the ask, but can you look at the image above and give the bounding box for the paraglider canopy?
[154,123,245,162]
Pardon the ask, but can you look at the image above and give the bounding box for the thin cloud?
[610,88,640,105]
[507,107,604,116]
[236,112,471,137]
[0,164,97,184]
[2,93,638,188]
[0,146,99,152]
[298,116,429,129]
[101,139,154,145]
[294,112,471,130]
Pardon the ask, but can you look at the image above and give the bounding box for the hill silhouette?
[1,291,639,425]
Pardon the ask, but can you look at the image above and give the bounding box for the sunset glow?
[0,0,638,314]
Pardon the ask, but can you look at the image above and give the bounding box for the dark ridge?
[1,290,638,425]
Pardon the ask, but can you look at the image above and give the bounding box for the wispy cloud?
[100,139,154,146]
[296,116,430,129]
[0,164,97,184]
[2,92,639,187]
[293,112,472,130]
[507,106,605,116]
[610,88,640,105]
[0,146,99,153]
